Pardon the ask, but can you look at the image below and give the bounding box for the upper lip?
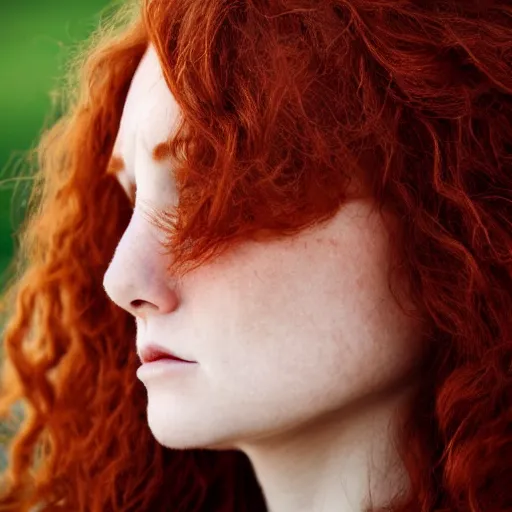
[138,344,197,364]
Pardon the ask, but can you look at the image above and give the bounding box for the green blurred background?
[0,0,113,470]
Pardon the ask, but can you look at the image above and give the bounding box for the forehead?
[113,45,181,169]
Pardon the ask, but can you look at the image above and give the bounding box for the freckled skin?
[103,46,424,512]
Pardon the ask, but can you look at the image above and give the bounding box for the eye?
[127,181,136,206]
[114,169,136,206]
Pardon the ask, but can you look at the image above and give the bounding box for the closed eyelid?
[107,155,135,204]
[117,174,136,206]
[127,181,136,204]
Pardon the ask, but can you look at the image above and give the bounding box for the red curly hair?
[1,0,511,510]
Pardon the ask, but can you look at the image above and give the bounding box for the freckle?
[316,238,323,243]
[329,239,338,247]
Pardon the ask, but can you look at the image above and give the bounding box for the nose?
[103,212,180,318]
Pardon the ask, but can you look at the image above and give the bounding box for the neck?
[237,385,414,512]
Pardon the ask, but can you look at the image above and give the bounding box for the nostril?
[130,299,158,311]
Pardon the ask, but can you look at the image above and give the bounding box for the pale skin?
[103,46,424,512]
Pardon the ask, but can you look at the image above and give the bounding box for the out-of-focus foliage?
[0,0,112,471]
[0,0,112,288]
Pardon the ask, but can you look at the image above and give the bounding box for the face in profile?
[102,45,423,452]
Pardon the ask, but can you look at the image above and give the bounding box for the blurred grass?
[0,0,112,286]
[0,0,112,471]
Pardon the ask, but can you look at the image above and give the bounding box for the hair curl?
[1,0,512,510]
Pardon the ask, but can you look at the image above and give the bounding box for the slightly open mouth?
[140,345,196,364]
[151,354,185,362]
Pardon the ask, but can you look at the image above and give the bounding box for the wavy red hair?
[1,0,512,510]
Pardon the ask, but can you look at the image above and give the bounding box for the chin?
[145,401,233,451]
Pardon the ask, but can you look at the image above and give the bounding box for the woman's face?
[103,46,423,450]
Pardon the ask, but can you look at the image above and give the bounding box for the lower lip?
[136,358,198,381]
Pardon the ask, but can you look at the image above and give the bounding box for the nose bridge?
[103,211,179,316]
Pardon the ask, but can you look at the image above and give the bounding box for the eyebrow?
[106,155,125,176]
[106,154,135,204]
[106,141,173,203]
[106,140,172,175]
[152,141,172,161]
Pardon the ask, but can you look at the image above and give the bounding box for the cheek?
[182,223,421,417]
